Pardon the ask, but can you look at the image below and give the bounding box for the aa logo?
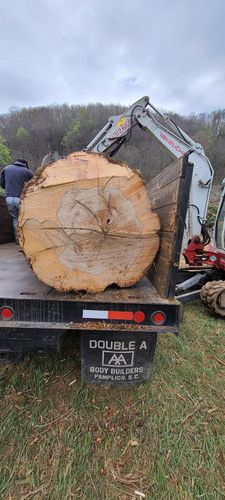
[102,351,134,367]
[108,353,126,365]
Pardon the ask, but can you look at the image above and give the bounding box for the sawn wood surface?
[18,152,160,293]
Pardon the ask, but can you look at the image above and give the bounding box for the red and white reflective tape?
[82,309,145,323]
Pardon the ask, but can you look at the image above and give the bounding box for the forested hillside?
[0,103,225,183]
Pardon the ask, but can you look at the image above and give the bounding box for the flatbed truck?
[0,155,193,385]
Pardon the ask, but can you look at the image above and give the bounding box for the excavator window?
[215,192,225,251]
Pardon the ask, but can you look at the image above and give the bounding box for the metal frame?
[0,296,180,332]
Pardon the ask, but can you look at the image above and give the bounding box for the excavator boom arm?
[85,96,214,243]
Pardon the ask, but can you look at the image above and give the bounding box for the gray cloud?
[0,0,225,114]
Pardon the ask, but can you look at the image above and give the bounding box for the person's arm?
[0,169,5,189]
[28,169,33,179]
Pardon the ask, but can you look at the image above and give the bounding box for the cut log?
[18,152,160,293]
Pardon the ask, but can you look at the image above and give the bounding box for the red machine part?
[183,236,225,270]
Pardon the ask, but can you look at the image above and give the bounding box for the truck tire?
[200,280,225,317]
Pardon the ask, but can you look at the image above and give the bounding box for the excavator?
[85,96,225,317]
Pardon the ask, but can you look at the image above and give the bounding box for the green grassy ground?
[0,301,224,499]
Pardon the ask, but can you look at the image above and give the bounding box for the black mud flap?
[0,328,63,364]
[81,331,157,386]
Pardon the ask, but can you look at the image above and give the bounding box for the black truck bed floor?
[0,243,176,305]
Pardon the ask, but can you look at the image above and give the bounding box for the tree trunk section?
[18,152,160,293]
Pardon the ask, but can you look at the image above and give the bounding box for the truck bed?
[0,243,176,305]
[0,155,193,380]
[0,155,193,335]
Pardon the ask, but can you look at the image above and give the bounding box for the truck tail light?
[151,311,166,326]
[0,307,14,320]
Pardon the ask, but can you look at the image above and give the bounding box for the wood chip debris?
[135,491,145,498]
[215,357,225,367]
[68,379,77,386]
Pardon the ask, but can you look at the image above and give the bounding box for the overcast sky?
[0,0,224,115]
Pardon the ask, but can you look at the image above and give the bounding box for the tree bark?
[18,152,160,293]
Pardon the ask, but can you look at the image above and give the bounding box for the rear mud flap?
[81,331,157,386]
[0,328,63,364]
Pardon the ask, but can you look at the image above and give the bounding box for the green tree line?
[0,103,224,183]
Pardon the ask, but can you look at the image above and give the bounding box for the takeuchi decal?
[159,132,186,156]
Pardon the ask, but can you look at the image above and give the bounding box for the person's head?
[14,159,28,168]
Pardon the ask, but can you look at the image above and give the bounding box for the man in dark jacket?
[0,159,33,242]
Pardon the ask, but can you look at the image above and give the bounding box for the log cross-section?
[18,152,160,293]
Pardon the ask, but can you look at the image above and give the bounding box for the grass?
[206,202,219,230]
[0,301,224,499]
